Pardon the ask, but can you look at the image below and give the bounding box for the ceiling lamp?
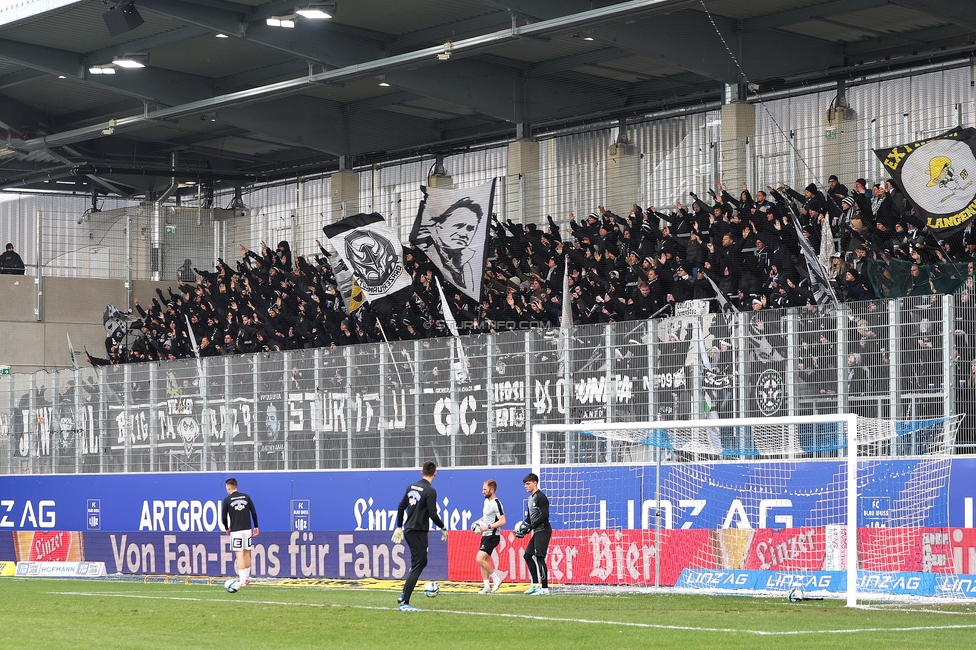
[112,53,148,68]
[89,65,117,75]
[296,3,335,19]
[266,16,296,28]
[267,3,335,27]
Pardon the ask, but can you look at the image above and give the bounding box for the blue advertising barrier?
[676,569,845,593]
[0,468,529,533]
[677,569,976,599]
[0,458,974,533]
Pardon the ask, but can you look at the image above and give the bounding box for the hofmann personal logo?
[87,499,100,531]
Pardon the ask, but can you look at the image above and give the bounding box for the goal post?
[531,413,965,606]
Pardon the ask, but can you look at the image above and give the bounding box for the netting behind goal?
[532,414,967,605]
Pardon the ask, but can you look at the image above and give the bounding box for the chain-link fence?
[0,292,971,474]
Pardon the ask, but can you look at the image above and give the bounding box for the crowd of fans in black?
[88,174,976,367]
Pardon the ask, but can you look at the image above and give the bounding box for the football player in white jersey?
[474,479,506,593]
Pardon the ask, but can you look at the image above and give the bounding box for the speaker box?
[103,2,144,37]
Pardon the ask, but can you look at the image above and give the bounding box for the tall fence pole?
[34,210,42,322]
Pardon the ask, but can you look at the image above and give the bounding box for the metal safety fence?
[0,292,972,474]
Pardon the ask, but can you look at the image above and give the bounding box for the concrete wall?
[0,275,176,373]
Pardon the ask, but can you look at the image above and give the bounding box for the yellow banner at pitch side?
[0,561,17,576]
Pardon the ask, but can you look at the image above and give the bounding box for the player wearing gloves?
[519,473,551,595]
[393,460,448,612]
[473,480,506,594]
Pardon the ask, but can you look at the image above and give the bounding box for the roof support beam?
[0,38,82,78]
[527,47,624,77]
[136,0,386,65]
[391,11,511,51]
[0,68,45,90]
[468,0,843,82]
[889,0,976,33]
[11,0,688,152]
[742,0,891,31]
[843,23,972,57]
[0,93,55,134]
[85,26,210,66]
[218,95,442,155]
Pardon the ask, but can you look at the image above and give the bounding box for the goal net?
[531,414,968,605]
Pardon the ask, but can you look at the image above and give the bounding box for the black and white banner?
[875,127,976,236]
[322,213,411,307]
[788,207,839,307]
[410,180,495,302]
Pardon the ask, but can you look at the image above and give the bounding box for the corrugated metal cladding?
[0,193,130,277]
[634,112,717,212]
[4,65,975,279]
[539,129,612,222]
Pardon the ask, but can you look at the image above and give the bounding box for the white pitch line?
[862,606,976,616]
[47,591,976,636]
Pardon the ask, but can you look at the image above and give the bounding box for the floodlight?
[112,53,148,68]
[296,3,335,19]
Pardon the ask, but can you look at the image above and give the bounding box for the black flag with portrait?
[874,127,976,236]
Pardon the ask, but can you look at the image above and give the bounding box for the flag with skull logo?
[322,213,412,312]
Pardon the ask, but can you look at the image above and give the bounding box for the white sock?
[238,568,246,582]
[244,568,250,581]
[484,579,490,587]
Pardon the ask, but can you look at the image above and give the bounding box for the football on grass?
[423,581,440,597]
[224,578,239,593]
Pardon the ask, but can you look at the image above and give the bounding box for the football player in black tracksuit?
[521,472,552,595]
[392,460,447,611]
[222,477,259,588]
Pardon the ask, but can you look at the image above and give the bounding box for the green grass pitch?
[4,578,976,649]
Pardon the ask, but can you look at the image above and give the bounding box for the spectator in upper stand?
[852,178,873,223]
[753,188,773,212]
[684,231,707,275]
[716,181,754,214]
[785,182,828,217]
[628,277,663,320]
[826,174,849,203]
[0,243,25,274]
[669,265,695,304]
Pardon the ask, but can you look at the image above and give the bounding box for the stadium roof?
[0,0,971,197]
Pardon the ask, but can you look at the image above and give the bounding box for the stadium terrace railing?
[0,292,973,475]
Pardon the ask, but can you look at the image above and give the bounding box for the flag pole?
[184,315,206,399]
[66,331,79,372]
[375,319,406,387]
[435,276,469,381]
